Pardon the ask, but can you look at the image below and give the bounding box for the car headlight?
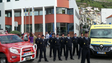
[90,45,94,49]
[9,48,18,54]
[110,47,112,50]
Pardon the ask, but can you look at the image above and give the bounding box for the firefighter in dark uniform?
[53,34,62,61]
[35,34,41,58]
[81,31,90,63]
[38,35,49,62]
[72,33,79,56]
[60,33,66,56]
[49,33,55,58]
[65,33,74,60]
[78,33,83,59]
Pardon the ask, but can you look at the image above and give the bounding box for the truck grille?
[93,46,110,52]
[22,47,32,52]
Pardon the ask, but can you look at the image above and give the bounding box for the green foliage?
[83,25,89,28]
[9,31,21,36]
[76,0,112,8]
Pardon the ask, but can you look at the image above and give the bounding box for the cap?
[52,33,55,35]
[67,33,70,35]
[61,33,64,35]
[57,34,59,35]
[81,33,83,34]
[85,31,88,34]
[74,33,77,35]
[42,35,44,37]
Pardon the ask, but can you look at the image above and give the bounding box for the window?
[0,0,2,3]
[35,24,43,32]
[15,0,19,1]
[0,10,1,17]
[46,8,54,14]
[56,8,67,14]
[67,8,73,15]
[7,0,10,2]
[0,25,1,29]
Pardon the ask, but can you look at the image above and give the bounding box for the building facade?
[0,0,80,36]
[106,15,112,24]
[101,8,112,23]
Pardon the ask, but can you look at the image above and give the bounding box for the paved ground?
[24,47,112,63]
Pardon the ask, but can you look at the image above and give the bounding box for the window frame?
[0,10,1,17]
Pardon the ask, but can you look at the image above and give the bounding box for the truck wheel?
[0,54,8,63]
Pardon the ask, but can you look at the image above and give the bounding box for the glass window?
[69,23,74,31]
[0,35,23,44]
[15,12,21,17]
[0,0,2,3]
[24,24,32,33]
[67,8,73,15]
[56,8,62,14]
[34,11,38,15]
[7,0,10,2]
[15,0,19,1]
[56,23,67,36]
[56,8,67,14]
[39,10,43,15]
[14,25,21,32]
[0,10,1,17]
[90,29,112,38]
[35,24,43,32]
[5,25,12,33]
[46,23,53,32]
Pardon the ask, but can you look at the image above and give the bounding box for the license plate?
[24,52,31,55]
[97,52,106,54]
[26,57,31,60]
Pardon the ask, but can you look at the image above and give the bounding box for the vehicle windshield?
[90,29,112,38]
[0,35,24,44]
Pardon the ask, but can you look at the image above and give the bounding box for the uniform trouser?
[65,47,73,59]
[81,49,90,63]
[73,44,78,55]
[49,45,54,57]
[78,46,82,59]
[39,48,47,61]
[36,47,40,58]
[60,46,66,56]
[53,47,61,60]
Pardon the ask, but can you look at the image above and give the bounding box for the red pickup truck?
[0,34,37,63]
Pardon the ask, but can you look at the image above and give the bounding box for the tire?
[27,59,34,62]
[0,53,8,63]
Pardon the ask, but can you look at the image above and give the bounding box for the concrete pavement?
[23,47,112,63]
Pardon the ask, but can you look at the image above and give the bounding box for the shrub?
[9,31,21,36]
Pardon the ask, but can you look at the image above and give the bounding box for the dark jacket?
[65,37,72,48]
[78,37,84,47]
[60,37,66,47]
[81,37,90,50]
[39,39,47,49]
[72,37,79,45]
[35,38,42,48]
[54,38,61,47]
[49,37,55,46]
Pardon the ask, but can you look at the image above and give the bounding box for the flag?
[28,8,30,16]
[32,7,34,15]
[25,8,27,16]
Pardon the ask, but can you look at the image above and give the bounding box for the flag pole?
[25,8,26,33]
[29,8,30,33]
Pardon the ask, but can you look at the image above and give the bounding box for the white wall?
[0,3,5,30]
[4,0,56,10]
[69,0,80,36]
[106,18,112,24]
[101,8,112,23]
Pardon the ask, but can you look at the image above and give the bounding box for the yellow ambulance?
[89,24,112,56]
